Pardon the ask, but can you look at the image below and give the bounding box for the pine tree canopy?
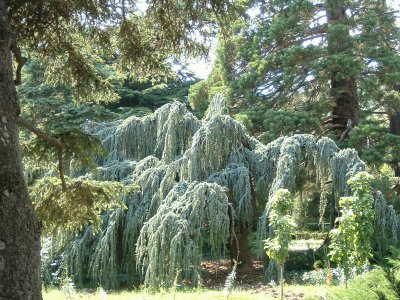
[7,0,242,102]
[190,0,400,138]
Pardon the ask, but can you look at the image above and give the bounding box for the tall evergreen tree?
[200,0,400,140]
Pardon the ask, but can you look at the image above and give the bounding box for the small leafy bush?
[326,268,399,300]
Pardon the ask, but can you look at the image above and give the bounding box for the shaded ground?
[202,259,264,288]
[201,259,306,299]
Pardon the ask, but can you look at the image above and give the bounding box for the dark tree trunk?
[0,4,42,299]
[330,78,359,128]
[389,112,400,177]
[325,2,360,138]
[230,224,253,267]
[279,263,284,300]
[228,177,256,268]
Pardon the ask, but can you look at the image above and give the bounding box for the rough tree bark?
[0,2,42,299]
[389,112,400,177]
[325,1,360,138]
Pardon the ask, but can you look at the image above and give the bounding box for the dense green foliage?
[10,0,242,102]
[329,172,375,286]
[216,0,399,107]
[385,247,400,296]
[347,118,400,172]
[31,177,130,235]
[18,60,112,173]
[324,267,399,300]
[264,189,296,300]
[264,189,296,266]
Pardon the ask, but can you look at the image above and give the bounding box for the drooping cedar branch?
[18,117,67,191]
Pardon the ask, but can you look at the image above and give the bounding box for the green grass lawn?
[43,285,332,300]
[43,266,400,300]
[289,239,324,252]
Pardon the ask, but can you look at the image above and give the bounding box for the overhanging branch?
[18,118,67,191]
[10,38,27,86]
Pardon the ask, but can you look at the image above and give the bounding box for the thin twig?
[339,119,353,141]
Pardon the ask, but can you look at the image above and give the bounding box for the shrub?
[327,268,399,300]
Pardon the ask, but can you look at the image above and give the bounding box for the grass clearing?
[43,285,334,300]
[289,239,324,252]
[44,290,264,300]
[43,267,400,299]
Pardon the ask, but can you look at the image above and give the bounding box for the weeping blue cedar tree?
[44,95,400,290]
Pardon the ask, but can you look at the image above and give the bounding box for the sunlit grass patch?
[289,239,324,252]
[43,289,263,300]
[43,285,334,300]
